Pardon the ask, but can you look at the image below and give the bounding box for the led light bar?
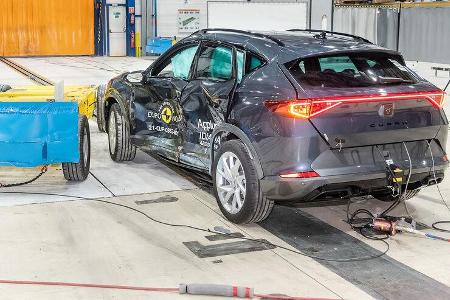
[265,90,446,119]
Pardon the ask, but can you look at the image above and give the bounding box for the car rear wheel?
[108,103,136,162]
[63,115,90,181]
[371,188,421,202]
[213,140,274,224]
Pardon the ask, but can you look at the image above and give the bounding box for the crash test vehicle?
[98,29,448,224]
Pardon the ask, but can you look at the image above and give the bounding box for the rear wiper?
[377,76,414,84]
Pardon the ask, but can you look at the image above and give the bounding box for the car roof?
[182,29,400,64]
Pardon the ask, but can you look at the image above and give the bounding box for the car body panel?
[101,29,448,203]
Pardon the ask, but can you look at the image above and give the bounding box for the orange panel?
[0,0,94,56]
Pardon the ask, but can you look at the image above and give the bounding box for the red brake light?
[265,90,446,119]
[280,171,319,178]
[427,91,446,108]
[265,100,342,119]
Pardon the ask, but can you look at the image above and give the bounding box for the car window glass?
[195,45,233,81]
[367,59,377,68]
[237,50,245,83]
[297,61,305,73]
[248,54,263,72]
[319,56,358,73]
[288,53,416,88]
[157,45,198,79]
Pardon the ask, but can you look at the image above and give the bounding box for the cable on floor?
[0,190,389,263]
[0,166,48,188]
[0,279,339,300]
[427,140,450,233]
[347,143,413,240]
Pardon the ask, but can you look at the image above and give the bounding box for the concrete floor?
[0,56,449,300]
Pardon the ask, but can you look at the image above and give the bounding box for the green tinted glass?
[171,45,198,79]
[237,51,245,82]
[210,46,232,80]
[319,56,357,73]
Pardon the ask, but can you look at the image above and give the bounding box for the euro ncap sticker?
[147,101,181,124]
[161,105,173,124]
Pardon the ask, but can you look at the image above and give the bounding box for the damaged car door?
[179,42,238,169]
[130,43,199,161]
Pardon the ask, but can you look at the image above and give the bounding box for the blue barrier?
[0,102,79,167]
[146,37,172,56]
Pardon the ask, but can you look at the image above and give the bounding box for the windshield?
[286,53,418,88]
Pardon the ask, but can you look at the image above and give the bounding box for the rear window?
[287,53,418,88]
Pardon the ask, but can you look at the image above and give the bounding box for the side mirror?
[126,71,144,84]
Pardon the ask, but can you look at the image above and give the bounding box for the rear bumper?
[261,165,447,202]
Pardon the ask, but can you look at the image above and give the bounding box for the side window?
[155,45,199,79]
[237,50,245,83]
[195,45,233,81]
[248,54,263,72]
[298,61,305,73]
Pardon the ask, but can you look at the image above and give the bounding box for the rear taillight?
[265,90,446,119]
[280,171,319,178]
[428,92,446,108]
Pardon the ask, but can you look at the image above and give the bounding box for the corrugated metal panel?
[399,7,450,64]
[333,7,378,44]
[0,0,94,56]
[334,6,398,50]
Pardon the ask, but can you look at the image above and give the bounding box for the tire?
[372,189,421,202]
[96,84,106,132]
[0,84,12,92]
[108,103,136,162]
[63,115,90,181]
[212,140,274,224]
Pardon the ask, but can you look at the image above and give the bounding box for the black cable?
[346,143,413,241]
[0,166,48,188]
[0,191,389,263]
[444,79,450,92]
[0,191,91,199]
[346,198,390,241]
[374,145,402,216]
[426,140,450,233]
[432,221,450,233]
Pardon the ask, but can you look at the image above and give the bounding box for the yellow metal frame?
[0,85,97,119]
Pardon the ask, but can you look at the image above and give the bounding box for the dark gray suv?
[99,29,448,224]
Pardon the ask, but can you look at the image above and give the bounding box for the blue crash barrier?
[146,37,172,56]
[0,102,79,167]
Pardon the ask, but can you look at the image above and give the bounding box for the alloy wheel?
[108,113,117,152]
[216,151,246,214]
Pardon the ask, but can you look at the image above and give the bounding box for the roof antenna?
[314,31,327,40]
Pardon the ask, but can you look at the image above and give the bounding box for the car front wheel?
[108,103,136,162]
[212,140,274,224]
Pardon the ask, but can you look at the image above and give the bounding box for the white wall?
[208,2,307,31]
[156,0,219,38]
[310,0,332,31]
[156,0,308,38]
